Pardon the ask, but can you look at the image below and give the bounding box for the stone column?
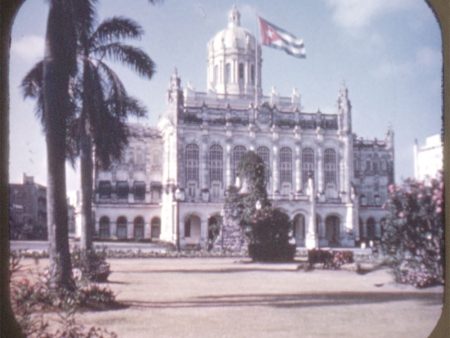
[295,143,302,195]
[305,176,318,249]
[225,142,232,188]
[272,144,279,197]
[317,147,324,194]
[127,220,134,239]
[200,217,208,249]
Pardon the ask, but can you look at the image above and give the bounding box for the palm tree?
[22,16,154,256]
[42,0,84,291]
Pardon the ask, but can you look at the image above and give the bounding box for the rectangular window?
[133,181,146,201]
[116,181,129,199]
[188,182,196,198]
[98,181,112,199]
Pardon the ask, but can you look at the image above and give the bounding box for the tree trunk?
[43,0,76,290]
[0,0,26,337]
[80,117,94,251]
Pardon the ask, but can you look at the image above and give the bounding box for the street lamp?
[174,187,184,252]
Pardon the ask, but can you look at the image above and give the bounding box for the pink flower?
[398,212,405,218]
[388,185,395,193]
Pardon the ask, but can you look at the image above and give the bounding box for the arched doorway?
[116,216,127,240]
[151,217,161,239]
[207,215,221,250]
[184,214,201,243]
[293,214,306,246]
[325,215,340,247]
[99,216,110,239]
[134,216,145,241]
[367,217,376,241]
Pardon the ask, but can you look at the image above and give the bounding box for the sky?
[9,0,442,203]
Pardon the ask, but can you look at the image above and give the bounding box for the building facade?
[93,7,394,249]
[9,174,47,239]
[413,134,443,181]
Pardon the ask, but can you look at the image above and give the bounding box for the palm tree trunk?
[80,117,94,251]
[43,0,77,290]
[0,0,26,336]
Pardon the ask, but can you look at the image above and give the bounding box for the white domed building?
[93,6,395,250]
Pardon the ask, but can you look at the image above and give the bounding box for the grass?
[17,257,443,338]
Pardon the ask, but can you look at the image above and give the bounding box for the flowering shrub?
[307,249,354,269]
[381,173,444,288]
[10,255,119,337]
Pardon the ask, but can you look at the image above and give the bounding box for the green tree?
[42,0,88,291]
[381,173,444,288]
[226,151,295,261]
[22,13,155,257]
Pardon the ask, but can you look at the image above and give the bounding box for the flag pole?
[254,12,259,113]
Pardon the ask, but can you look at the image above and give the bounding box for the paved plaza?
[63,258,444,338]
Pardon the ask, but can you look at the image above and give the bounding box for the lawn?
[19,258,443,338]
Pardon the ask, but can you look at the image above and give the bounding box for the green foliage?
[10,254,119,337]
[71,247,111,282]
[381,174,444,288]
[225,151,295,261]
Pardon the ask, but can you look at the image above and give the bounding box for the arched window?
[325,215,340,246]
[257,146,270,184]
[151,217,161,239]
[293,214,306,245]
[134,216,145,240]
[238,63,244,81]
[99,216,110,239]
[324,149,337,185]
[209,144,223,185]
[279,147,292,184]
[232,145,247,183]
[185,144,199,187]
[302,148,315,184]
[225,63,231,84]
[116,216,127,240]
[250,64,255,84]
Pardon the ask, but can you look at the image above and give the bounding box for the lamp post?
[174,187,184,252]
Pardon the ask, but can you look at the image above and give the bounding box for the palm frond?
[90,17,143,47]
[93,42,155,79]
[123,96,147,118]
[73,0,98,48]
[21,61,46,128]
[96,60,129,117]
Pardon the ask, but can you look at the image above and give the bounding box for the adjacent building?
[413,134,443,181]
[93,6,394,249]
[9,174,47,239]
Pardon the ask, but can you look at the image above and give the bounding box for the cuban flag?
[258,16,306,59]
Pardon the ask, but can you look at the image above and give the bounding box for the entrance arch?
[150,217,161,239]
[184,214,201,242]
[293,214,306,246]
[207,215,221,250]
[134,216,145,240]
[325,215,340,247]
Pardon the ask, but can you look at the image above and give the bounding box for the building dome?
[206,6,262,98]
[209,6,257,51]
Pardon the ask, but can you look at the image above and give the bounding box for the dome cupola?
[207,6,262,98]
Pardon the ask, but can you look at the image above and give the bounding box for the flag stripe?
[258,16,306,59]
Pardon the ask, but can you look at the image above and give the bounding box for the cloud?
[371,46,441,79]
[326,0,413,29]
[12,35,45,62]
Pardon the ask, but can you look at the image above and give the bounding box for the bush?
[307,249,354,269]
[249,242,296,262]
[381,174,444,288]
[248,208,296,262]
[71,247,111,282]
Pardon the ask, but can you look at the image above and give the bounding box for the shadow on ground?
[124,291,443,310]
